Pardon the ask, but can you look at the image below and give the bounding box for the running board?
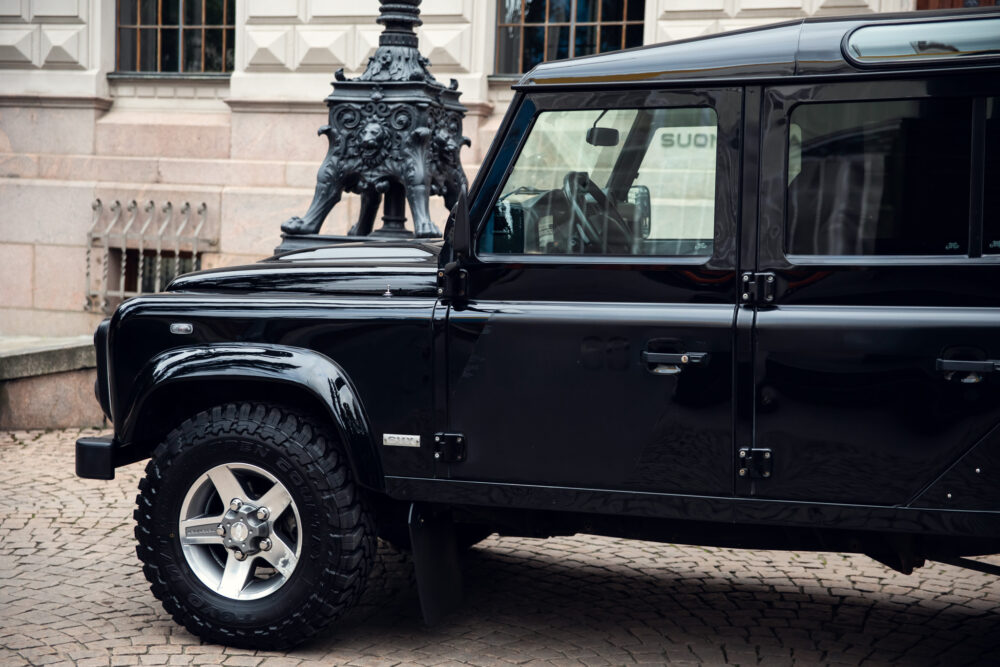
[408,503,464,625]
[935,557,1000,577]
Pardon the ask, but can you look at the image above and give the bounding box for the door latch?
[740,272,776,306]
[433,433,466,463]
[738,447,773,480]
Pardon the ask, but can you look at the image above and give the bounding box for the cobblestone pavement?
[2,429,1000,666]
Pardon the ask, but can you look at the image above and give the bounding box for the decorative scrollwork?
[280,0,468,240]
[390,107,413,131]
[333,106,362,131]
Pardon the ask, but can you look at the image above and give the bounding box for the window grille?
[496,0,645,75]
[85,199,216,314]
[117,0,235,73]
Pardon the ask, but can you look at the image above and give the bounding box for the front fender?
[119,343,383,490]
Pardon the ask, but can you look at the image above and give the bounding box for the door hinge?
[433,432,466,463]
[437,262,468,300]
[738,447,773,480]
[740,272,776,306]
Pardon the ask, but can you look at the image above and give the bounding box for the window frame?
[758,76,999,270]
[470,87,742,267]
[495,0,646,76]
[115,0,236,76]
[983,96,1000,254]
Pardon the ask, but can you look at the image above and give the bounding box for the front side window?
[787,99,972,256]
[479,106,718,257]
[117,0,235,74]
[496,0,645,75]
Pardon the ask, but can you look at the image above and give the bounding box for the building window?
[117,1,235,74]
[496,0,645,75]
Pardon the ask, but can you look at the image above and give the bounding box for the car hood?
[167,241,443,298]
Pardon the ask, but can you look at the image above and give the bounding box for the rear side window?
[786,99,971,256]
[985,98,1000,254]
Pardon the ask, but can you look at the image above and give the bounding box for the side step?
[408,503,464,625]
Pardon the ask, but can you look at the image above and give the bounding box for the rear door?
[748,75,1000,506]
[446,88,742,497]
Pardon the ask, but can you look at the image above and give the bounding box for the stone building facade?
[0,0,917,337]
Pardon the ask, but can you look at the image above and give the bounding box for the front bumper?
[76,436,116,480]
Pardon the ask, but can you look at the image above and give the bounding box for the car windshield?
[479,106,718,257]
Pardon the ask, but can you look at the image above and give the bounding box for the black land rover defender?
[77,8,1000,649]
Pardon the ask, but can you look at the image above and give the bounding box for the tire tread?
[134,401,375,649]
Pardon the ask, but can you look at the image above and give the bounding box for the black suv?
[77,8,1000,649]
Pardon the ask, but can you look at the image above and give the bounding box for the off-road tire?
[134,402,376,649]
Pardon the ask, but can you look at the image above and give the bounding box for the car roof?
[516,7,1000,88]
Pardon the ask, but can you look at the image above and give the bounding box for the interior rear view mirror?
[586,127,620,147]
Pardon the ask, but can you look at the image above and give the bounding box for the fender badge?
[383,433,420,448]
[383,283,393,298]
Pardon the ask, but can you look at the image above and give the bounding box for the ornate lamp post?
[279,0,469,248]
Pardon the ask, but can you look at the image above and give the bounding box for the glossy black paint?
[751,306,1000,505]
[86,8,1000,560]
[914,422,1000,512]
[93,318,111,420]
[106,286,442,486]
[444,86,742,497]
[448,302,735,493]
[171,242,442,298]
[119,342,383,489]
[750,73,1000,506]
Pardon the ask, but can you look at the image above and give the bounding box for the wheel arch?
[117,343,384,491]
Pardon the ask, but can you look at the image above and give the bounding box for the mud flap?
[408,502,464,625]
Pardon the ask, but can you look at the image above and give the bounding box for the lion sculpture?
[281,111,469,239]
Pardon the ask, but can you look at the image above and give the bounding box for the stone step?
[0,335,94,381]
[0,335,104,430]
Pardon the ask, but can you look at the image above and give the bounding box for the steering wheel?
[561,172,633,254]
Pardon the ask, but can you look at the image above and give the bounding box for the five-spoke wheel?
[134,402,375,649]
[178,463,301,600]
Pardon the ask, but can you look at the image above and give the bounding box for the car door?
[445,88,742,496]
[747,75,1000,507]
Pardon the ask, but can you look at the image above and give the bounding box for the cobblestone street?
[2,429,1000,666]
